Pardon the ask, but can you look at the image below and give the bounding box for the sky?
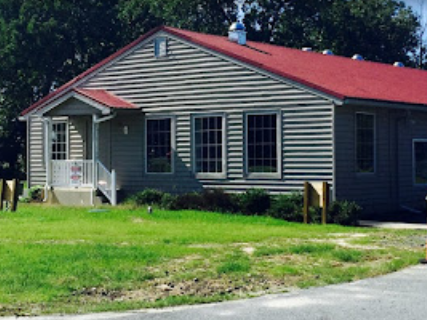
[404,0,427,24]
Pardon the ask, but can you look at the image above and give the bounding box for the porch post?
[92,114,99,188]
[43,117,52,187]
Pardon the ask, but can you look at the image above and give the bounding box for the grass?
[0,204,424,315]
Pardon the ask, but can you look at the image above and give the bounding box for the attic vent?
[154,37,168,58]
[393,61,404,67]
[302,47,312,52]
[322,49,333,55]
[352,54,364,61]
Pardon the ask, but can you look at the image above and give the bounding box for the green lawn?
[0,204,425,315]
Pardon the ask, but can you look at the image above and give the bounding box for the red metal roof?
[165,27,427,106]
[21,26,427,116]
[74,89,137,109]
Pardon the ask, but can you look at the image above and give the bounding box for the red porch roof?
[74,89,137,109]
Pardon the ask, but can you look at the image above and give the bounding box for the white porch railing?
[97,161,117,206]
[50,160,117,206]
[51,160,94,187]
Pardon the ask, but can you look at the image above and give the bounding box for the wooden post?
[0,179,3,211]
[303,181,309,224]
[322,182,330,225]
[11,179,18,212]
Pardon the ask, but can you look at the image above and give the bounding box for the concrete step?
[47,188,104,206]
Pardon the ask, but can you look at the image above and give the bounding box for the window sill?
[145,172,174,175]
[246,173,282,180]
[195,173,227,180]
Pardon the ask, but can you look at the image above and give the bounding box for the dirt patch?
[74,275,294,305]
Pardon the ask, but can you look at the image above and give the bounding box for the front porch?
[50,159,117,205]
[34,88,138,206]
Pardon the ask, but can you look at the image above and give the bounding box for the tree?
[0,0,129,178]
[245,0,419,65]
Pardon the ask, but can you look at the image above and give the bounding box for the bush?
[268,192,303,222]
[328,200,362,226]
[28,186,44,202]
[130,189,165,206]
[238,189,271,215]
[200,189,239,213]
[169,192,204,210]
[160,193,178,210]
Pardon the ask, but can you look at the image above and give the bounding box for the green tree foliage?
[0,0,422,178]
[245,0,419,65]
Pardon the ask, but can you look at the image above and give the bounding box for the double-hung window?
[246,112,281,177]
[413,140,427,185]
[51,121,68,160]
[146,118,173,173]
[194,115,224,176]
[356,113,375,173]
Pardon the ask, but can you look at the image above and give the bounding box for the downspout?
[41,116,51,202]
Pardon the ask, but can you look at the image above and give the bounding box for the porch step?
[47,188,103,206]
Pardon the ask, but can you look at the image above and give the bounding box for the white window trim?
[154,37,168,58]
[192,113,227,179]
[412,138,427,186]
[355,112,376,175]
[144,116,175,175]
[51,120,69,160]
[244,110,282,179]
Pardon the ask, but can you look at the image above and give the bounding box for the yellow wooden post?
[303,182,309,224]
[10,179,18,212]
[322,182,330,225]
[0,179,3,211]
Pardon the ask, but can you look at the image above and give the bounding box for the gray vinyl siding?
[28,116,46,187]
[69,116,91,160]
[47,98,101,116]
[80,35,334,195]
[110,113,144,190]
[335,105,427,214]
[98,121,111,168]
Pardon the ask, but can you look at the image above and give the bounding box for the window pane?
[194,116,223,173]
[247,114,278,173]
[51,122,67,160]
[356,113,375,173]
[415,142,427,184]
[147,118,172,173]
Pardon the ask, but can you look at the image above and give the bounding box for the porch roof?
[73,89,137,110]
[26,88,138,117]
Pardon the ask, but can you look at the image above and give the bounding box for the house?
[19,23,427,215]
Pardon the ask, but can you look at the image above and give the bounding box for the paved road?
[18,265,427,320]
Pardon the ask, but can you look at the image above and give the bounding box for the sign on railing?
[70,161,83,186]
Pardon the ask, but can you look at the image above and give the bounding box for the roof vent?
[302,47,313,52]
[322,49,333,55]
[229,0,246,45]
[352,54,364,61]
[393,62,404,67]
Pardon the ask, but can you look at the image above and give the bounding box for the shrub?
[160,193,178,210]
[238,189,271,215]
[28,186,44,202]
[130,189,165,206]
[268,192,303,222]
[169,192,204,210]
[328,200,362,226]
[200,189,239,213]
